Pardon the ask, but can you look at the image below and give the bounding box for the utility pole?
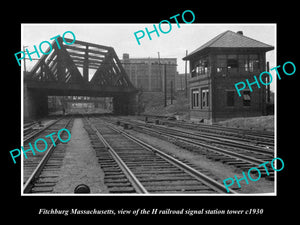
[158,52,167,107]
[164,64,167,107]
[185,50,188,98]
[266,61,270,103]
[170,80,173,105]
[158,52,161,90]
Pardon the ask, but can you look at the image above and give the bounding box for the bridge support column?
[113,93,138,115]
[127,93,138,115]
[24,85,48,121]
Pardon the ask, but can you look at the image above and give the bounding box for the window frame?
[191,88,200,109]
[242,90,251,106]
[201,87,209,109]
[216,54,260,73]
[191,56,209,77]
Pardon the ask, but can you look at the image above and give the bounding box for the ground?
[52,118,108,194]
[217,115,274,131]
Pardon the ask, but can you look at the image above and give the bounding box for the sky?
[22,23,276,91]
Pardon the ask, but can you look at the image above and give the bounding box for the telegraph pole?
[158,52,161,90]
[266,61,270,103]
[158,52,167,107]
[164,63,167,107]
[170,80,173,105]
[185,50,188,98]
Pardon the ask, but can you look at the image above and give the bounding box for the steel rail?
[167,120,274,140]
[23,118,72,193]
[105,122,237,194]
[112,117,273,157]
[142,115,274,139]
[84,117,148,194]
[117,116,274,147]
[24,117,65,144]
[131,124,266,166]
[117,117,273,154]
[143,123,274,155]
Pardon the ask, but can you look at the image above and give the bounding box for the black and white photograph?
[4,5,298,220]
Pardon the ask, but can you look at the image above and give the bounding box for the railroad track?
[23,117,73,193]
[117,117,274,153]
[24,121,39,137]
[24,118,65,143]
[84,117,237,194]
[141,115,274,147]
[111,117,275,181]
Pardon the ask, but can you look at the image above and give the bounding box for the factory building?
[121,53,177,93]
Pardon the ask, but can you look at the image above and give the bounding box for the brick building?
[183,30,274,123]
[121,53,177,93]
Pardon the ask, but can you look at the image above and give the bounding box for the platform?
[52,118,108,193]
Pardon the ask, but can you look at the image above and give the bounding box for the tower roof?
[183,30,274,60]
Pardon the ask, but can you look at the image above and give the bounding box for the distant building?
[175,73,190,91]
[183,30,274,124]
[48,96,110,112]
[121,53,177,93]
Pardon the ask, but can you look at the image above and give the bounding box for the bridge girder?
[24,38,138,120]
[24,37,137,95]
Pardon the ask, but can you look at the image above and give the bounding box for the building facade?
[175,73,190,91]
[121,53,177,93]
[183,30,274,124]
[48,96,111,112]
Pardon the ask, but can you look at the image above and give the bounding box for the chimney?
[237,31,243,35]
[123,53,129,60]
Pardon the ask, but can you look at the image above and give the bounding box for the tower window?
[227,55,238,71]
[191,89,200,108]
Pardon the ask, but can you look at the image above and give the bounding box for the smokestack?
[237,31,243,35]
[123,53,129,60]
